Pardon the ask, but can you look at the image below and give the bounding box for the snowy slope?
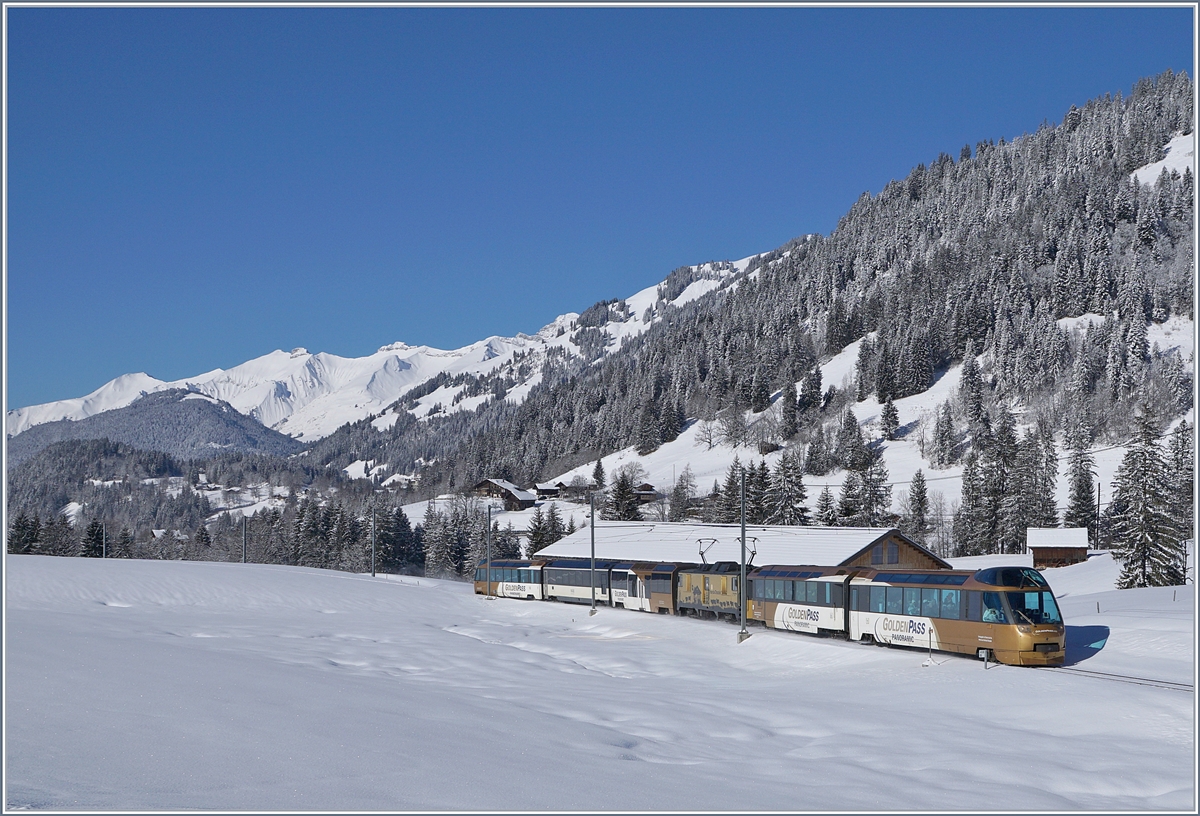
[1132,132,1195,185]
[5,554,1193,810]
[7,259,753,442]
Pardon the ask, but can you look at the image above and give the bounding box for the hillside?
[5,554,1193,810]
[6,389,306,466]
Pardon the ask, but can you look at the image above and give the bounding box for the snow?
[1131,132,1195,185]
[5,554,1193,810]
[180,392,221,405]
[1147,314,1195,363]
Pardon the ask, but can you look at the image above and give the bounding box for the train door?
[702,576,710,607]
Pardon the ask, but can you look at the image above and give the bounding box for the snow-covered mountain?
[6,258,751,442]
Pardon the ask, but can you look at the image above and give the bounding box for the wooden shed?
[1026,528,1089,568]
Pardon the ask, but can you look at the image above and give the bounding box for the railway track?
[1042,665,1194,693]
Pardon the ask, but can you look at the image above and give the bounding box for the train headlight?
[1017,624,1032,634]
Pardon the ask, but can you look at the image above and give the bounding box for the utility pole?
[371,505,376,578]
[102,522,106,559]
[590,493,597,616]
[1095,480,1102,550]
[738,469,750,643]
[242,516,247,564]
[486,504,492,599]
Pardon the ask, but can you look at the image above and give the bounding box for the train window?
[966,591,982,621]
[612,573,626,592]
[904,587,921,616]
[1005,591,1063,624]
[475,568,484,581]
[850,587,859,610]
[871,544,883,565]
[940,589,961,619]
[921,587,940,617]
[885,586,903,614]
[803,581,817,605]
[887,542,899,564]
[752,581,762,600]
[831,584,843,607]
[982,592,1008,623]
[870,586,886,612]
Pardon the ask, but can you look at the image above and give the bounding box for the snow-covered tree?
[422,502,455,579]
[1063,438,1098,545]
[880,396,900,441]
[766,449,810,525]
[903,469,929,545]
[1108,413,1186,588]
[668,465,697,522]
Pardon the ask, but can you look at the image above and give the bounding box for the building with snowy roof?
[1026,527,1090,568]
[471,479,537,511]
[532,522,950,570]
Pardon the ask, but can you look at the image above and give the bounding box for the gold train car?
[748,565,1065,666]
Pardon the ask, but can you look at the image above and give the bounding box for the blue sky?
[6,6,1194,410]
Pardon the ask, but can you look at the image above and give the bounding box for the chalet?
[471,479,537,511]
[1026,528,1090,569]
[534,481,567,499]
[634,483,663,505]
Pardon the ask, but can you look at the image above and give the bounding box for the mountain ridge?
[6,259,751,442]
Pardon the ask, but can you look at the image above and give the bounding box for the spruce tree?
[836,409,869,472]
[932,401,956,468]
[953,452,990,556]
[780,380,799,440]
[545,503,565,545]
[815,485,837,527]
[804,431,833,476]
[592,460,606,492]
[799,367,822,413]
[837,473,863,526]
[1064,439,1098,545]
[1165,420,1194,559]
[115,527,134,559]
[858,452,892,527]
[880,396,900,441]
[82,519,105,558]
[1109,413,1184,588]
[766,449,810,525]
[669,465,696,522]
[746,460,769,524]
[635,404,660,455]
[604,471,643,521]
[905,470,929,544]
[717,457,743,523]
[421,503,455,579]
[526,506,548,555]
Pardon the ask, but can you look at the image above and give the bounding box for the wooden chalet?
[471,479,538,511]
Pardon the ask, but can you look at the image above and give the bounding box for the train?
[474,558,1066,666]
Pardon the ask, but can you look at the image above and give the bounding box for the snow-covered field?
[5,554,1194,811]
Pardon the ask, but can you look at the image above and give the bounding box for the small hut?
[1026,528,1089,569]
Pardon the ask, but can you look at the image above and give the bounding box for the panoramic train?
[474,558,1065,666]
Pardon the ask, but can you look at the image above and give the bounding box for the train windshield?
[1005,591,1063,625]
